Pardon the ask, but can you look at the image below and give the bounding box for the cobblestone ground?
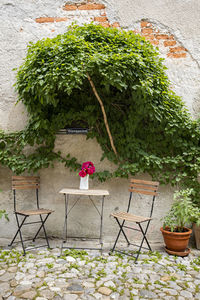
[0,246,200,300]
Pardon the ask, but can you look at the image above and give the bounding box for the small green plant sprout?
[96,269,107,278]
[170,276,177,281]
[0,189,9,221]
[46,263,54,269]
[0,210,9,221]
[63,249,88,259]
[163,188,200,232]
[176,263,187,272]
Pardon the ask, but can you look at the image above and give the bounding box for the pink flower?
[79,161,95,177]
[87,166,95,175]
[82,161,92,169]
[79,170,87,177]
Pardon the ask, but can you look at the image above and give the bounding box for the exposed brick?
[100,11,107,16]
[100,22,110,27]
[164,40,176,47]
[55,17,68,22]
[78,3,105,10]
[63,4,77,11]
[35,17,67,23]
[141,21,151,28]
[150,40,159,45]
[143,34,155,40]
[169,46,187,53]
[156,34,174,40]
[141,28,153,34]
[167,52,187,58]
[94,16,108,22]
[111,22,120,28]
[36,17,54,23]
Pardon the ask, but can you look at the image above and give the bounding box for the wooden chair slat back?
[129,179,159,196]
[12,176,40,190]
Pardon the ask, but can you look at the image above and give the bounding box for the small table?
[59,188,109,254]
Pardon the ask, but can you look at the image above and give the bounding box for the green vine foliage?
[0,24,200,203]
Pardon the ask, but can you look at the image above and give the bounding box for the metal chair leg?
[111,218,130,253]
[139,221,152,250]
[134,222,152,263]
[15,214,27,255]
[32,214,50,248]
[111,218,153,263]
[40,214,50,248]
[8,215,27,247]
[115,218,130,246]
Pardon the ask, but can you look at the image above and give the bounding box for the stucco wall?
[0,0,199,246]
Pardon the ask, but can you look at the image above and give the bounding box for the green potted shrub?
[160,189,200,256]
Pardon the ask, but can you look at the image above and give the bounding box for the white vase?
[79,174,89,190]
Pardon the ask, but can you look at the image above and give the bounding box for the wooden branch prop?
[87,72,118,156]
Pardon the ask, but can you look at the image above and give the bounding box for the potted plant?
[160,189,200,256]
[79,161,95,190]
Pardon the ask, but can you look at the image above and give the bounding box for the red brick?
[141,21,148,27]
[111,22,120,28]
[164,40,176,47]
[150,40,159,45]
[167,53,187,58]
[63,4,77,11]
[94,16,108,22]
[36,17,52,23]
[100,22,110,27]
[35,17,67,23]
[100,11,107,16]
[156,34,174,40]
[143,34,155,40]
[141,21,152,28]
[36,17,54,23]
[56,17,68,22]
[78,3,105,10]
[169,46,187,53]
[141,28,153,34]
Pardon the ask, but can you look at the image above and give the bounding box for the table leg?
[99,195,105,253]
[60,193,69,256]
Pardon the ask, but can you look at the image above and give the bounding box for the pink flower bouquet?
[79,161,95,177]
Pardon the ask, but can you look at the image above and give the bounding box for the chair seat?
[15,208,54,216]
[111,212,152,223]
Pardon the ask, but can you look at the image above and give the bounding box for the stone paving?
[0,245,200,300]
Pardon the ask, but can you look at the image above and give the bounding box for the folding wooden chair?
[9,176,54,255]
[110,179,159,263]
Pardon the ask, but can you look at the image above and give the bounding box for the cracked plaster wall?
[0,0,199,245]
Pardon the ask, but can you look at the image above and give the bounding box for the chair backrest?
[12,176,40,211]
[129,179,159,196]
[12,176,40,190]
[127,179,159,217]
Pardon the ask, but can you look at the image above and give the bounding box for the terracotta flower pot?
[160,226,192,252]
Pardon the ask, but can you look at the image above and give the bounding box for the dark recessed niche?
[57,127,89,135]
[57,121,89,135]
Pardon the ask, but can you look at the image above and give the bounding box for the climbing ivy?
[0,24,200,203]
